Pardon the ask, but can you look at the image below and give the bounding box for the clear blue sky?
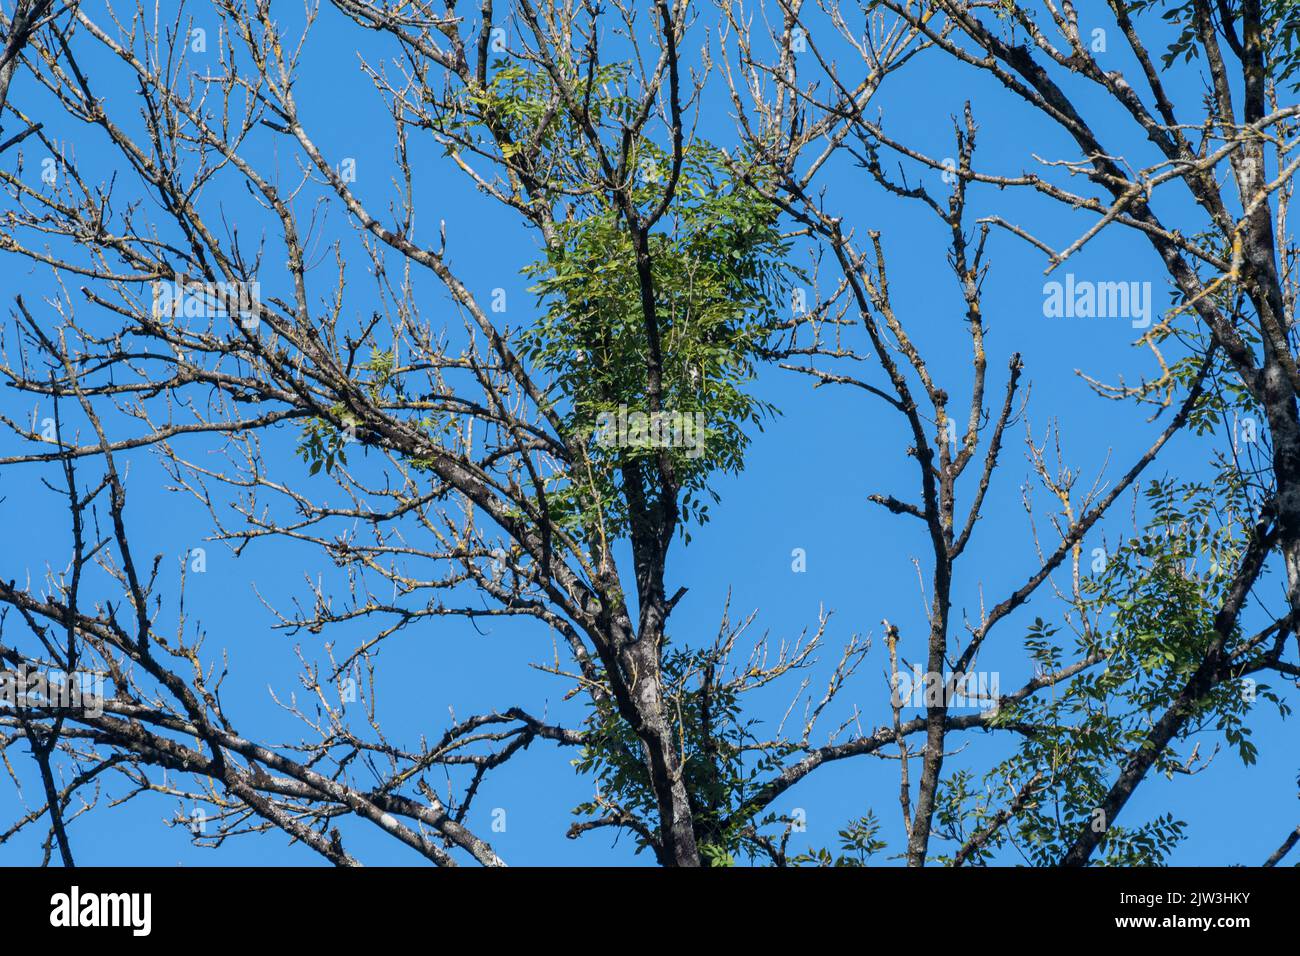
[0,2,1293,866]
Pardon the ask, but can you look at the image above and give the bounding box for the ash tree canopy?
[0,0,1296,867]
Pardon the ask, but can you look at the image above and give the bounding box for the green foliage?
[571,643,798,864]
[363,348,396,397]
[296,350,397,475]
[939,468,1285,865]
[521,142,799,539]
[438,49,802,543]
[790,811,889,867]
[1130,0,1300,89]
[297,403,354,476]
[453,59,637,170]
